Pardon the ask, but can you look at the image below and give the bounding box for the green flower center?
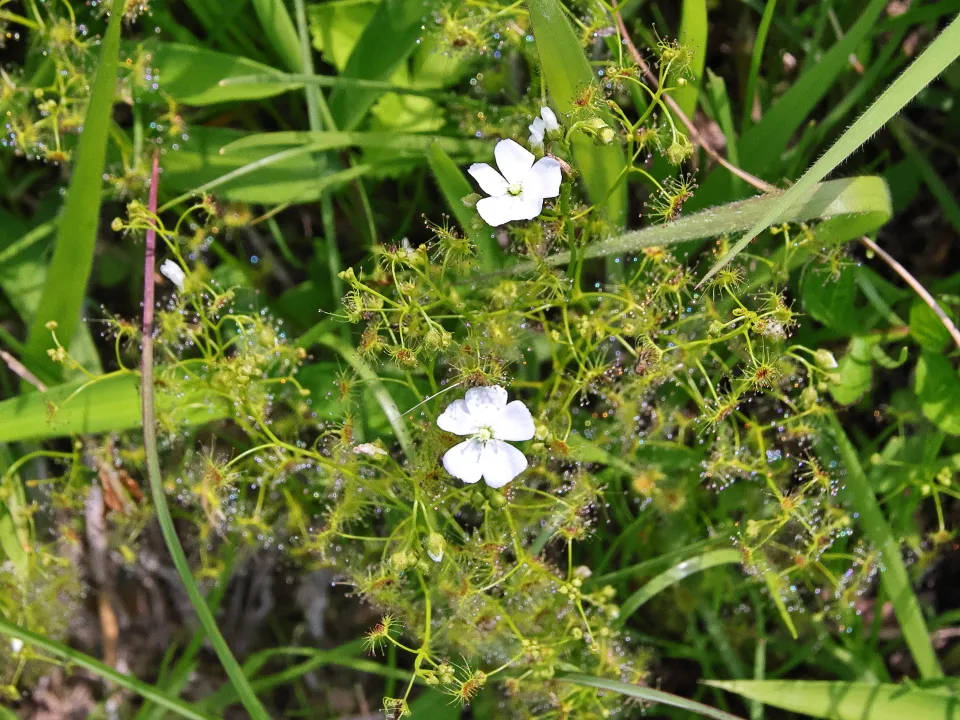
[474,426,495,443]
[506,182,523,197]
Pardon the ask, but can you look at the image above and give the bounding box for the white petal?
[476,195,521,227]
[11,638,24,653]
[427,548,443,562]
[443,439,485,484]
[494,400,535,441]
[464,385,508,425]
[528,117,546,147]
[480,440,528,488]
[467,163,508,197]
[514,173,546,221]
[540,106,560,131]
[530,157,562,199]
[437,398,477,436]
[160,259,186,291]
[494,139,535,185]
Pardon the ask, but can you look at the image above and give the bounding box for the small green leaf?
[829,336,875,406]
[909,300,955,352]
[915,352,960,436]
[146,42,298,105]
[706,680,959,720]
[802,266,859,333]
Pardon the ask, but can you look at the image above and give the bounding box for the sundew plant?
[1,0,960,718]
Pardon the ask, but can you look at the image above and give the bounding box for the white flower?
[11,638,24,653]
[160,259,186,292]
[528,106,560,148]
[468,139,561,227]
[426,531,445,563]
[437,385,535,488]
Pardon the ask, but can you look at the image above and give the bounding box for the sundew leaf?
[22,0,127,386]
[700,15,960,286]
[527,0,628,226]
[705,680,960,720]
[145,42,299,105]
[561,674,747,720]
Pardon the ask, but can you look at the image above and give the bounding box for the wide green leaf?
[22,0,127,385]
[915,352,960,436]
[909,300,956,352]
[0,373,229,443]
[701,15,960,285]
[221,130,489,161]
[802,265,859,334]
[706,680,960,720]
[146,42,298,105]
[327,0,439,130]
[527,0,627,225]
[160,127,371,205]
[828,336,876,406]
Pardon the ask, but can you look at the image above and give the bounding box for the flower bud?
[426,532,445,563]
[814,349,839,370]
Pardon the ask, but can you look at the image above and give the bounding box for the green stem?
[140,153,271,718]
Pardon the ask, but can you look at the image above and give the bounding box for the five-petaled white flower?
[468,139,561,228]
[160,259,186,292]
[529,106,560,148]
[438,385,535,488]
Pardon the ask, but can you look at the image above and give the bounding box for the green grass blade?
[700,15,960,286]
[327,0,438,130]
[221,72,448,97]
[742,0,777,130]
[0,619,215,720]
[673,0,708,118]
[561,674,746,720]
[817,413,943,679]
[22,0,127,385]
[146,42,298,105]
[520,176,890,271]
[221,130,489,159]
[618,549,741,623]
[250,0,302,72]
[527,0,627,225]
[0,372,230,443]
[705,680,960,720]
[426,143,498,270]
